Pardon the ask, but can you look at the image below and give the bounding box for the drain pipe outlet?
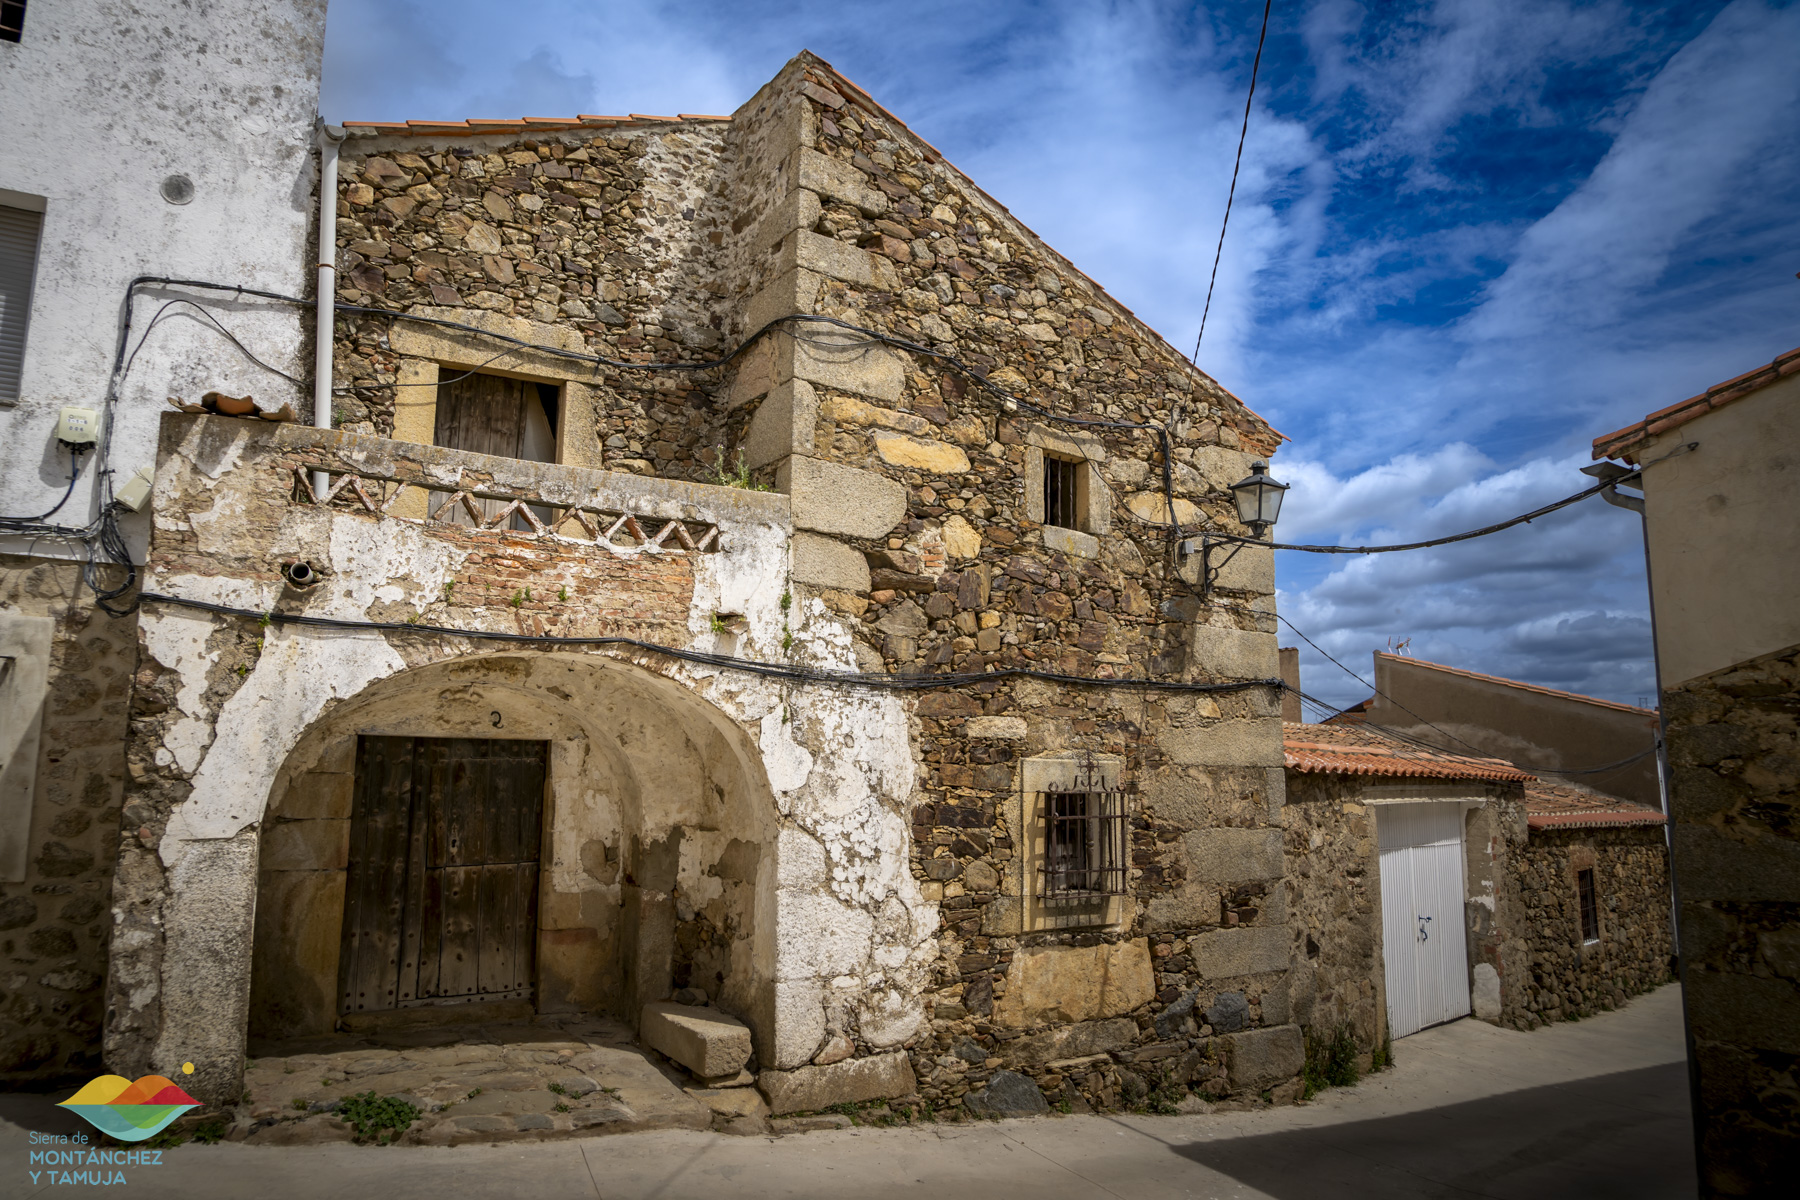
[313,121,348,497]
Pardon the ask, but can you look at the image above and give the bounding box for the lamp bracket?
[1180,532,1256,594]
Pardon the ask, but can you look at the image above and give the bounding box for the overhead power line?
[1192,0,1275,364]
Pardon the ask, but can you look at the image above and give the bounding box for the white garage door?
[1379,802,1471,1039]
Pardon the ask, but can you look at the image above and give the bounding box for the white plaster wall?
[0,0,327,552]
[134,439,935,1077]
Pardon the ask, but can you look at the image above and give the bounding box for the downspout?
[1587,453,1702,1174]
[313,121,348,497]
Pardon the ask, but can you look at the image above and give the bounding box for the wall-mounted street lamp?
[1181,460,1288,593]
[1229,460,1288,538]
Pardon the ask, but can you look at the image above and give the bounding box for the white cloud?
[1467,0,1800,341]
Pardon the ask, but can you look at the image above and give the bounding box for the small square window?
[1576,867,1600,943]
[1043,455,1081,530]
[0,1,25,44]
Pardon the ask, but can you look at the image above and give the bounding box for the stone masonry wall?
[1281,772,1385,1052]
[0,559,137,1087]
[282,52,1296,1113]
[1507,825,1672,1028]
[1662,641,1800,1191]
[331,121,749,482]
[750,59,1294,1112]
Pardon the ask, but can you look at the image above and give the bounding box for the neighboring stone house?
[64,50,1310,1120]
[1592,345,1800,1196]
[0,0,328,1086]
[1283,721,1669,1058]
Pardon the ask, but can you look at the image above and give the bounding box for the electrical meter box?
[115,465,155,512]
[56,407,100,447]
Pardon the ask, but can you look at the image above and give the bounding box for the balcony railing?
[292,466,722,554]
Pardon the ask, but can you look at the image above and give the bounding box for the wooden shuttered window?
[0,204,43,405]
[431,371,560,526]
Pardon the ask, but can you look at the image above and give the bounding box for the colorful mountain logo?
[58,1074,201,1141]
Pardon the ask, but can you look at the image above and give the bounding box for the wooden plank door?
[1378,802,1472,1038]
[338,736,418,1015]
[339,736,545,1015]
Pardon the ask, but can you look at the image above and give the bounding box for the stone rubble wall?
[740,58,1295,1112]
[1661,641,1800,1186]
[1280,773,1387,1052]
[331,119,750,482]
[1505,825,1673,1028]
[0,560,137,1087]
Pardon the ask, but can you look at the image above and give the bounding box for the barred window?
[1577,867,1599,943]
[1038,782,1126,901]
[0,1,25,44]
[1043,454,1081,530]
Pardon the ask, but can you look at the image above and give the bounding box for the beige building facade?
[1593,345,1800,1197]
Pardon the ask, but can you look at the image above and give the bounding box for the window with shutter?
[0,203,44,405]
[0,1,26,43]
[430,371,560,528]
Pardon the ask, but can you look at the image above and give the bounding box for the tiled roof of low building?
[1525,780,1666,831]
[1593,345,1800,464]
[1283,722,1533,783]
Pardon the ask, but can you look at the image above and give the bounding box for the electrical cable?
[137,589,1281,695]
[1192,440,1695,554]
[1191,0,1275,366]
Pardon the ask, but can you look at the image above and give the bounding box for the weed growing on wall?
[1302,1022,1362,1100]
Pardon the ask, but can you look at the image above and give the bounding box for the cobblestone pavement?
[5,985,1694,1198]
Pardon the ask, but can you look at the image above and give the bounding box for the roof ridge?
[1594,344,1800,463]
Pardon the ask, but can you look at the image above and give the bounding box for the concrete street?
[5,983,1695,1199]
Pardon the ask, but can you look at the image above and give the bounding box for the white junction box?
[56,406,100,447]
[115,465,155,512]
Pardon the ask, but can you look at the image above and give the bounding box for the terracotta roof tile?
[1525,780,1665,831]
[1375,653,1657,718]
[1594,345,1800,463]
[1283,722,1533,783]
[342,113,730,137]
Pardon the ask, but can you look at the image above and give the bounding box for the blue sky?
[320,0,1800,710]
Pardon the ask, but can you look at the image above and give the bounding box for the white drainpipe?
[313,122,348,497]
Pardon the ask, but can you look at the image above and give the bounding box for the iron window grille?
[1038,757,1127,901]
[1043,455,1080,530]
[1576,867,1600,943]
[0,1,24,43]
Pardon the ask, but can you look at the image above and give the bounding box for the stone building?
[1283,721,1669,1057]
[0,0,328,1087]
[6,48,1313,1122]
[1592,345,1800,1196]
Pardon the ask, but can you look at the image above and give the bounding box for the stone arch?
[246,649,780,1049]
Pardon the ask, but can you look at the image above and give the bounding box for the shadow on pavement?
[1164,1062,1696,1200]
[1,1089,89,1140]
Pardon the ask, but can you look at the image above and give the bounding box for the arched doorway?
[247,651,779,1049]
